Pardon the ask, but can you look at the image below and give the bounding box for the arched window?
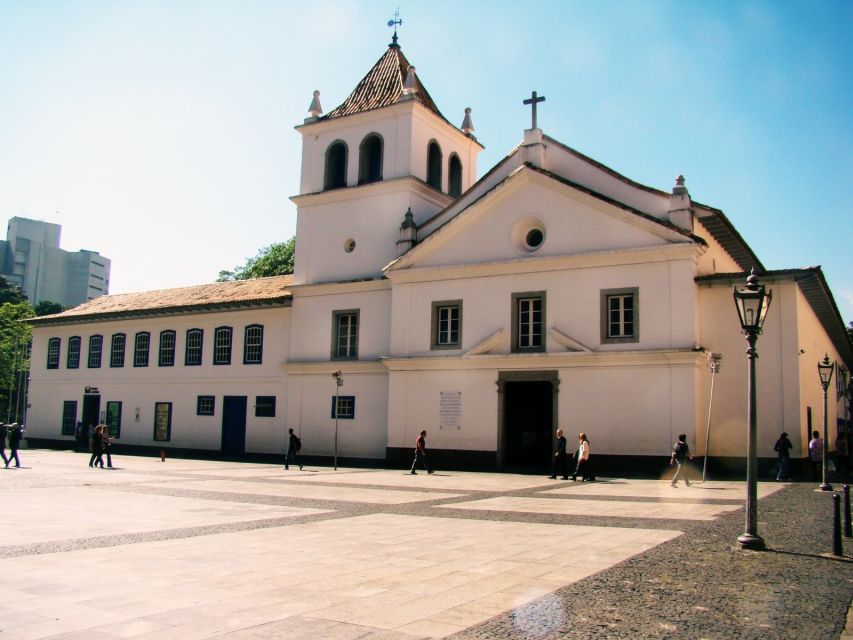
[427,141,442,190]
[448,153,462,197]
[358,134,383,184]
[324,141,348,190]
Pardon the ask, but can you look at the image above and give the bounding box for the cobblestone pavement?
[1,450,851,639]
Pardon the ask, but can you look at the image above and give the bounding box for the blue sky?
[0,1,850,324]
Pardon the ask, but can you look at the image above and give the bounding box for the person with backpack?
[774,432,793,481]
[284,428,303,470]
[670,433,692,487]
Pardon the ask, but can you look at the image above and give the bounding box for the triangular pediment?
[388,165,694,273]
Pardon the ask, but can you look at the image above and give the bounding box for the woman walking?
[572,432,592,481]
[89,425,105,468]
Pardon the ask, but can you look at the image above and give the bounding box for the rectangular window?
[601,287,639,344]
[153,402,172,441]
[134,332,150,367]
[159,330,176,367]
[67,336,81,369]
[110,334,126,368]
[243,325,264,364]
[431,301,462,349]
[255,396,276,417]
[47,338,61,369]
[332,310,359,360]
[88,335,103,368]
[185,328,203,366]
[511,292,545,353]
[61,400,77,436]
[330,395,355,419]
[105,401,122,438]
[197,395,215,416]
[213,327,232,365]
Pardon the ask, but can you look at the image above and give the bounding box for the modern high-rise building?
[0,217,111,307]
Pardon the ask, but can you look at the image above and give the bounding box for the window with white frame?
[158,330,176,367]
[331,395,355,419]
[46,338,61,369]
[185,328,203,366]
[110,333,126,368]
[511,292,545,352]
[134,332,150,367]
[88,335,103,368]
[67,336,81,369]
[431,301,462,349]
[332,310,359,360]
[243,324,263,364]
[601,287,639,343]
[213,326,232,365]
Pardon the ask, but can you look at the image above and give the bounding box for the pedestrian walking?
[808,430,823,481]
[548,428,569,479]
[835,431,848,480]
[6,423,23,468]
[410,430,433,474]
[100,424,114,468]
[0,423,8,467]
[89,425,105,468]
[774,432,793,481]
[284,428,303,470]
[572,432,592,481]
[670,433,692,487]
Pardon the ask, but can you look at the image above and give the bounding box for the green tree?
[34,300,65,316]
[0,302,34,423]
[0,275,27,305]
[217,237,295,281]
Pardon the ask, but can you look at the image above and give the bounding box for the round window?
[344,239,356,253]
[525,228,544,249]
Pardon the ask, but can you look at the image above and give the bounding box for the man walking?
[549,428,568,480]
[410,430,433,474]
[284,428,303,470]
[670,433,692,487]
[0,423,8,467]
[809,430,823,481]
[6,423,22,468]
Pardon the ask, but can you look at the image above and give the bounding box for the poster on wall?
[440,391,462,430]
[154,402,172,441]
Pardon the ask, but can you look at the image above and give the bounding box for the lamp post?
[733,269,772,550]
[703,352,722,483]
[818,355,835,491]
[332,370,343,471]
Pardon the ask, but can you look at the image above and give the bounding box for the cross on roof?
[523,91,546,130]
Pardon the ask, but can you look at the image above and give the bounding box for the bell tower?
[291,39,484,285]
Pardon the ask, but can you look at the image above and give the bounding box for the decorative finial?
[461,107,474,134]
[401,207,415,229]
[523,91,546,130]
[402,66,417,95]
[387,8,403,46]
[672,174,688,195]
[308,90,322,117]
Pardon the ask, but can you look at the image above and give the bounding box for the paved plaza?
[1,451,852,639]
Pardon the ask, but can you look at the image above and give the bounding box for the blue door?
[221,396,247,455]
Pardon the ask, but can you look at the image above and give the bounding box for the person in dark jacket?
[6,423,23,468]
[549,429,569,480]
[774,432,793,481]
[284,428,302,470]
[89,425,104,468]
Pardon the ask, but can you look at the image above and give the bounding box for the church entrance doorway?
[221,396,247,456]
[498,371,558,471]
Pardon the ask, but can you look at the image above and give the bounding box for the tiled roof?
[323,45,445,121]
[28,275,294,326]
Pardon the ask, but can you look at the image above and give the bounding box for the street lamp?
[733,269,772,550]
[332,370,343,470]
[703,352,722,483]
[817,355,835,491]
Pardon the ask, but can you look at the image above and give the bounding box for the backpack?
[294,435,302,452]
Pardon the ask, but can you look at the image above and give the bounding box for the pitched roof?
[28,275,294,326]
[322,44,445,121]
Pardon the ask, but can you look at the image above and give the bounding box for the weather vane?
[388,7,403,45]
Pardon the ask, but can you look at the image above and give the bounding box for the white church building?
[25,38,852,474]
